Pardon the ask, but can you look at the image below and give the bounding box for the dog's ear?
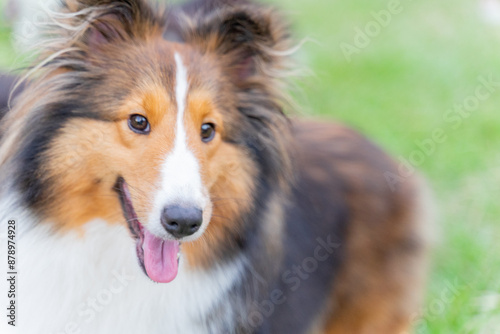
[180,5,291,85]
[47,0,163,56]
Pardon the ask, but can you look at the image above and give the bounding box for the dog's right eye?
[128,114,150,134]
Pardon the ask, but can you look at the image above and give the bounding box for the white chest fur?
[0,219,242,334]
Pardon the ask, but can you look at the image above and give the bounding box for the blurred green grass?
[270,0,500,332]
[1,0,500,332]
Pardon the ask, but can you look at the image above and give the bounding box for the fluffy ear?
[44,0,164,58]
[178,3,292,84]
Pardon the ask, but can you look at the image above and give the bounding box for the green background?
[1,0,500,332]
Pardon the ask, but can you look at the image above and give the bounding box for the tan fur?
[24,38,258,270]
[184,143,257,267]
[0,2,431,331]
[44,78,177,229]
[291,122,431,334]
[322,175,430,334]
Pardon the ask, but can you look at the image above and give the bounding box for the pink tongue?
[143,229,179,283]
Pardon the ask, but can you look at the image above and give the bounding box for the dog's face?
[47,43,259,282]
[3,0,292,283]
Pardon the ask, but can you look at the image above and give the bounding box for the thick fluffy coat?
[0,0,431,333]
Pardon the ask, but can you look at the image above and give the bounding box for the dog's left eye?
[201,123,216,142]
[128,114,150,134]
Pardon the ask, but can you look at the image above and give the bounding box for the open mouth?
[114,177,180,283]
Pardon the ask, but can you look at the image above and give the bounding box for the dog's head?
[1,0,293,282]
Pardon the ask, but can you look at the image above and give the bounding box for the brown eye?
[128,114,150,134]
[201,123,216,142]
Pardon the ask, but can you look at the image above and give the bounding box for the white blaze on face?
[148,53,209,240]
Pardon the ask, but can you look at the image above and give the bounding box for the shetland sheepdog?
[0,0,431,333]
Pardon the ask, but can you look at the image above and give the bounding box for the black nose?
[161,206,203,239]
